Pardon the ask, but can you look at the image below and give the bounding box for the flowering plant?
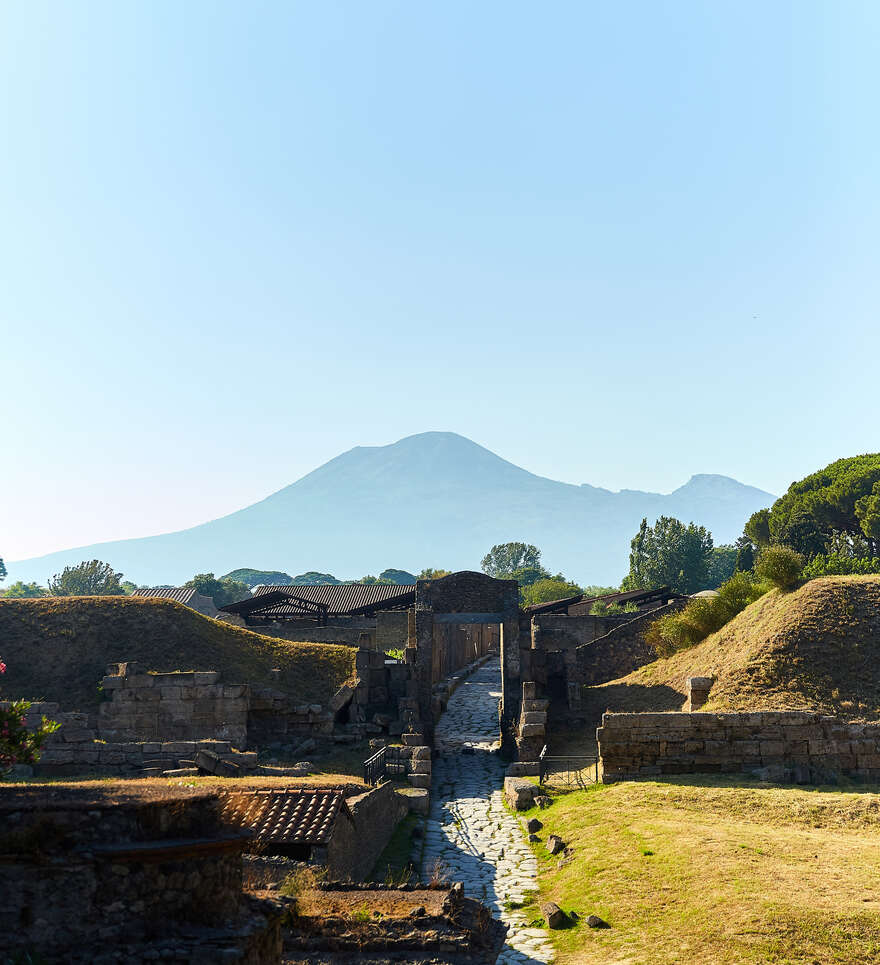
[0,658,60,775]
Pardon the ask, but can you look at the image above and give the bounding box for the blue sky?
[2,1,878,561]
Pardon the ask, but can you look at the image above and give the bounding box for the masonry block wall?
[98,663,249,745]
[321,781,409,881]
[598,711,880,784]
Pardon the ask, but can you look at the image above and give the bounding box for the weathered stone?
[540,901,568,929]
[545,834,565,855]
[534,794,552,809]
[587,914,611,928]
[504,777,536,811]
[525,817,543,833]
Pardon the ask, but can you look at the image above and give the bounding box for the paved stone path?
[419,660,555,964]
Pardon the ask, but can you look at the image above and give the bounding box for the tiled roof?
[133,587,199,605]
[220,789,352,846]
[253,583,415,615]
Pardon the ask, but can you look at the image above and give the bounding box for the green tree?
[622,517,714,595]
[734,536,755,573]
[520,577,582,608]
[379,568,417,585]
[481,542,542,578]
[3,581,48,598]
[417,568,451,580]
[223,568,294,588]
[755,545,804,590]
[748,454,880,559]
[803,552,880,578]
[49,560,126,596]
[706,545,738,588]
[184,573,250,607]
[291,571,341,585]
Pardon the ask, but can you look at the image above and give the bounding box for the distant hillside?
[0,597,356,713]
[7,432,775,586]
[585,576,880,720]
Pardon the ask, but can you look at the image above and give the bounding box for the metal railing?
[363,746,387,786]
[538,744,599,789]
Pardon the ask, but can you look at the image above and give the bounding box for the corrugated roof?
[253,583,415,615]
[220,789,352,846]
[133,587,199,605]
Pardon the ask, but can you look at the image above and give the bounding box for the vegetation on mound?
[0,597,356,712]
[523,778,880,965]
[585,576,880,720]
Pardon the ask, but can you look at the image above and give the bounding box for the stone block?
[521,699,550,713]
[522,681,537,700]
[412,746,432,761]
[330,684,355,712]
[519,723,545,738]
[410,759,432,775]
[521,712,547,727]
[100,676,123,691]
[397,787,429,815]
[540,901,568,929]
[408,773,431,789]
[193,672,220,686]
[402,733,424,746]
[504,777,537,811]
[126,675,155,689]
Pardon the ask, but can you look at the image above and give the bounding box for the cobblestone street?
[419,661,554,964]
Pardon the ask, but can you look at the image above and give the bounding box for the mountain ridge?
[8,432,775,586]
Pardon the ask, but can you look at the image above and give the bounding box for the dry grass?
[583,576,880,722]
[523,777,880,964]
[0,596,356,712]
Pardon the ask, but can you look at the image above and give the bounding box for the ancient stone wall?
[375,610,409,649]
[0,788,283,963]
[531,612,634,651]
[98,663,249,745]
[319,781,409,881]
[598,710,880,784]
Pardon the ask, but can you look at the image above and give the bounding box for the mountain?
[7,432,775,587]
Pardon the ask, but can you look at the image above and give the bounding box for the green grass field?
[519,776,880,964]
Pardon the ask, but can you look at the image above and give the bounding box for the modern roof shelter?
[220,583,415,625]
[521,585,685,618]
[133,586,218,618]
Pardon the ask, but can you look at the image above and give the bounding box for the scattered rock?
[540,901,568,929]
[534,795,552,809]
[546,834,565,855]
[526,817,543,834]
[293,761,314,771]
[587,914,610,929]
[528,833,540,842]
[408,905,426,917]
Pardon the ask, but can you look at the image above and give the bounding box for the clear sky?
[2,1,878,561]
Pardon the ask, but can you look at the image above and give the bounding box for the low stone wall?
[598,710,880,784]
[99,663,249,745]
[321,781,409,881]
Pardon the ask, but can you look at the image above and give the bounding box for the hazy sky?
[2,1,878,562]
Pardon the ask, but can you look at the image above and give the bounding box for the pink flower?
[0,661,6,674]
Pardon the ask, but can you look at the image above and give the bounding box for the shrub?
[0,658,60,775]
[803,553,880,578]
[644,571,767,658]
[755,545,804,591]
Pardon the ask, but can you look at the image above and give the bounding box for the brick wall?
[598,710,880,784]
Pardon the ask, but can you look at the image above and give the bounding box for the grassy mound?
[584,575,880,721]
[0,597,356,712]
